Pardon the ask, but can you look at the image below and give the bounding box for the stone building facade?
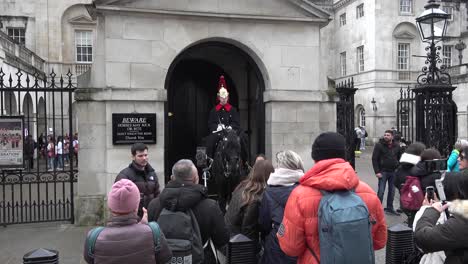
[323,0,468,142]
[75,0,335,224]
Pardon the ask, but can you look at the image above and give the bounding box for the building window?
[443,45,453,67]
[340,13,346,26]
[442,6,453,21]
[340,52,347,76]
[359,108,366,127]
[75,30,93,63]
[356,4,364,18]
[400,0,412,14]
[398,43,410,80]
[357,46,364,72]
[7,28,25,45]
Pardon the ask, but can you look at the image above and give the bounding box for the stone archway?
[164,41,266,181]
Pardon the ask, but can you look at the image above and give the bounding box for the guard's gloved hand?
[213,124,223,133]
[226,126,232,130]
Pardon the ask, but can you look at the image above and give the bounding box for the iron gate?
[413,85,457,158]
[396,86,416,145]
[397,85,457,158]
[0,68,77,225]
[336,78,357,169]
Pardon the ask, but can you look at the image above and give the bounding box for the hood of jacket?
[449,199,468,220]
[267,168,303,186]
[159,180,207,211]
[300,158,359,191]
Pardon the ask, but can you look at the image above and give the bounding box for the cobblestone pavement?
[0,147,406,264]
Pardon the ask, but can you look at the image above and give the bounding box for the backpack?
[308,189,375,264]
[86,221,161,259]
[400,176,424,211]
[157,208,204,264]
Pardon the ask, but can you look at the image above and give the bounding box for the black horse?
[211,128,242,213]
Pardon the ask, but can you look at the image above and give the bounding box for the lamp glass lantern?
[416,1,449,42]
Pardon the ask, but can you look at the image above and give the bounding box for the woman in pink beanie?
[83,179,172,264]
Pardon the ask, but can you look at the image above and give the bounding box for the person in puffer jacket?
[277,132,387,264]
[83,179,172,264]
[415,170,468,264]
[259,150,303,264]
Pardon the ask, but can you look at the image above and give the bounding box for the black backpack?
[158,208,204,264]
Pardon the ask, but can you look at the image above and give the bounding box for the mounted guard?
[205,75,248,163]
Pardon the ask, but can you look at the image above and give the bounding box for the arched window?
[359,108,366,127]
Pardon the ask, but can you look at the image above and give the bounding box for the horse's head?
[220,129,241,178]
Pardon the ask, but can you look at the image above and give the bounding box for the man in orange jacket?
[277,132,387,264]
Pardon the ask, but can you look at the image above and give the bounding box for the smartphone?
[426,186,435,201]
[435,179,446,202]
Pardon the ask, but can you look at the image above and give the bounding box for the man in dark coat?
[372,129,402,216]
[147,159,229,264]
[24,135,36,170]
[115,143,160,218]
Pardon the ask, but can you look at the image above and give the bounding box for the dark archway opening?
[164,41,265,182]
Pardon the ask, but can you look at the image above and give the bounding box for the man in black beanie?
[278,132,387,263]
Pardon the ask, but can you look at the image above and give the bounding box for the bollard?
[23,248,59,264]
[385,223,414,264]
[227,234,257,264]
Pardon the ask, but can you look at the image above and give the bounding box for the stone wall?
[75,1,333,224]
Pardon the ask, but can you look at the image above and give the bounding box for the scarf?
[267,168,303,186]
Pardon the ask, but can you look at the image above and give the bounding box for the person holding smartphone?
[414,164,468,264]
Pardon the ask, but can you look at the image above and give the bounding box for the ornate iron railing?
[0,68,77,225]
[336,78,357,168]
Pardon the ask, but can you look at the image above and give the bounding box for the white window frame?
[356,4,364,19]
[340,13,347,26]
[340,52,347,76]
[75,30,93,63]
[359,108,366,127]
[400,0,413,15]
[443,45,453,67]
[7,27,26,45]
[357,46,364,72]
[398,43,410,70]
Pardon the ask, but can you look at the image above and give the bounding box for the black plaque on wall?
[112,113,156,145]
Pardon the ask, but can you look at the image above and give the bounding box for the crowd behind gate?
[81,128,468,264]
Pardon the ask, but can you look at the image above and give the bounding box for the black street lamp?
[415,0,450,85]
[413,0,457,157]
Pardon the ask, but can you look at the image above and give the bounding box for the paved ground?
[0,147,407,264]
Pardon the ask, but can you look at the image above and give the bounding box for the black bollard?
[227,234,257,264]
[23,248,59,264]
[385,223,414,264]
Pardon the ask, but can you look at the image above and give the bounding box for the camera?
[195,147,207,167]
[426,186,435,201]
[424,159,447,172]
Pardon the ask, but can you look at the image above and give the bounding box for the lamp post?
[415,0,450,85]
[414,0,457,157]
